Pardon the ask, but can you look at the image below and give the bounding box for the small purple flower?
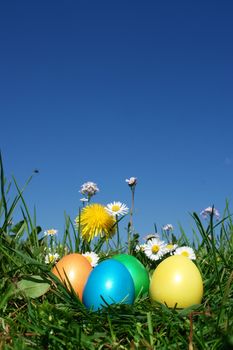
[200,206,220,220]
[79,182,99,198]
[125,177,137,187]
[162,224,174,232]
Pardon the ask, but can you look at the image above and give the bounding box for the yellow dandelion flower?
[76,204,116,242]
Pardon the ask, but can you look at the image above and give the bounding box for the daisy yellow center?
[181,251,189,257]
[49,255,55,263]
[152,245,159,253]
[166,244,174,250]
[111,204,121,212]
[85,256,93,264]
[47,229,57,236]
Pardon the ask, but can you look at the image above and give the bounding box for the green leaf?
[17,275,50,299]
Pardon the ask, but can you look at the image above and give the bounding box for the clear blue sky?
[1,0,233,242]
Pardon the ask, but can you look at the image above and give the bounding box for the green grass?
[0,154,232,350]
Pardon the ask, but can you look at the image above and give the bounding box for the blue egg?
[82,259,135,311]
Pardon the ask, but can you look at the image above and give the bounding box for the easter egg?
[52,253,92,301]
[149,255,203,308]
[82,259,135,311]
[113,254,150,298]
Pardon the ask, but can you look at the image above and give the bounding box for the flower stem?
[128,188,135,254]
[130,188,135,228]
[116,215,120,249]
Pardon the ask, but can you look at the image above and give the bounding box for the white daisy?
[105,201,129,217]
[80,197,88,202]
[135,243,147,252]
[82,251,99,267]
[173,246,196,260]
[45,252,60,264]
[164,243,178,254]
[144,238,167,261]
[143,233,160,242]
[44,229,58,236]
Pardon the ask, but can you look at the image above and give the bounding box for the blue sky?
[1,0,233,242]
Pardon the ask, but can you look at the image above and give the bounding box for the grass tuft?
[0,158,232,349]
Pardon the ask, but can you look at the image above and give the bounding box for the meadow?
[0,154,232,350]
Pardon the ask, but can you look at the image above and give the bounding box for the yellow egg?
[149,255,203,308]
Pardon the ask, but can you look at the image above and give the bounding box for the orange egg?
[52,253,92,301]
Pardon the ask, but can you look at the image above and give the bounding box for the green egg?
[113,254,149,298]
